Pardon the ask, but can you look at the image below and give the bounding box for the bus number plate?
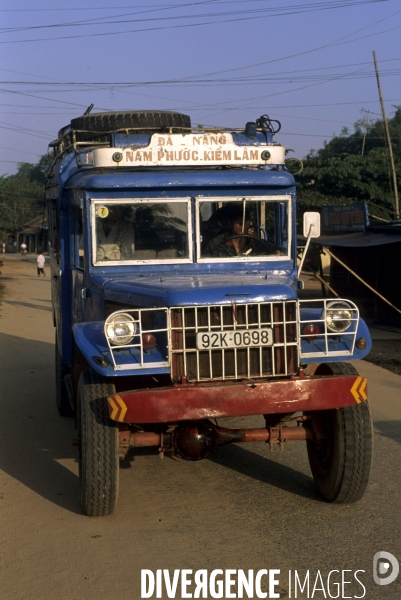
[197,328,273,350]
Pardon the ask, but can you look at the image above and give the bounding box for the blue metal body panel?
[99,271,297,307]
[65,168,295,192]
[299,317,372,363]
[73,322,170,377]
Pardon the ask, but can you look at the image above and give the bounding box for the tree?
[0,154,49,242]
[16,153,53,185]
[296,107,401,222]
[306,106,401,160]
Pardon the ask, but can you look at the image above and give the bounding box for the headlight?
[323,301,353,333]
[105,312,137,345]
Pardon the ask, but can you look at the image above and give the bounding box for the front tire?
[78,369,119,516]
[306,363,373,503]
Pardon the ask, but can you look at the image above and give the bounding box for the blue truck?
[46,110,373,516]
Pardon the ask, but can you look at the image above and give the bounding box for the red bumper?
[107,374,367,424]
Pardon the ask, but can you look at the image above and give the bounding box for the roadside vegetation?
[296,106,401,223]
[0,154,52,244]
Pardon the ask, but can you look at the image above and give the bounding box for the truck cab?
[47,111,373,516]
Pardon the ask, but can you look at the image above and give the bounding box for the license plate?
[197,328,273,350]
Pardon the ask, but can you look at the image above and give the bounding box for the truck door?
[70,205,87,325]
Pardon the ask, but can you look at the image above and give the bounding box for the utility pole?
[373,50,400,219]
[361,109,370,156]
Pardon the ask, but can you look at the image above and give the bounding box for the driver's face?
[232,218,253,235]
[232,218,244,234]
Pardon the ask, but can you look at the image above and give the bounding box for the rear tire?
[78,369,119,516]
[306,363,373,503]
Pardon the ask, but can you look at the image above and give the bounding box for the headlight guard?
[323,301,354,333]
[105,312,137,346]
[104,308,169,370]
[299,298,360,360]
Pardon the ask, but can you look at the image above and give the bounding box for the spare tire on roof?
[70,111,191,139]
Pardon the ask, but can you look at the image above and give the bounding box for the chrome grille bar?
[169,301,298,382]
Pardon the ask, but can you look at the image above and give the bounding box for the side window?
[72,207,85,269]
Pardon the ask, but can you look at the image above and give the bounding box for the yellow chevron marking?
[359,378,367,401]
[350,376,368,403]
[108,396,119,420]
[115,394,128,421]
[350,377,361,403]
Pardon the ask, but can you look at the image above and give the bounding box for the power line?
[0,123,54,141]
[279,132,401,138]
[2,68,400,87]
[0,0,386,12]
[0,9,399,99]
[0,87,93,109]
[196,63,375,120]
[0,1,387,34]
[170,8,401,81]
[0,145,40,155]
[70,99,401,109]
[0,1,392,44]
[0,0,217,34]
[2,55,400,83]
[1,96,399,113]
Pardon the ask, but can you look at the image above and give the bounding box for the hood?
[99,271,297,307]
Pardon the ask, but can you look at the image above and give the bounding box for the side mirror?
[298,212,321,278]
[303,212,321,238]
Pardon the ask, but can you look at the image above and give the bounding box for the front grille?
[170,301,298,382]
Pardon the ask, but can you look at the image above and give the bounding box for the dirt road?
[0,256,400,600]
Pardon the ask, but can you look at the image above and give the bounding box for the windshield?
[92,199,191,265]
[197,196,291,261]
[91,196,291,265]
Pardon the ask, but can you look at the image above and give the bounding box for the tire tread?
[337,401,373,503]
[79,370,118,516]
[70,110,191,138]
[307,362,373,504]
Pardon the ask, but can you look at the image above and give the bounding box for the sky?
[0,0,400,177]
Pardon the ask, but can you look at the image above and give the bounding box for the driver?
[205,210,256,257]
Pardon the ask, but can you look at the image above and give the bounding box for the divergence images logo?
[373,552,399,586]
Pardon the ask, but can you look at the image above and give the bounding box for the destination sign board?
[78,133,286,168]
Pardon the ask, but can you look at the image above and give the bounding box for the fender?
[72,321,170,377]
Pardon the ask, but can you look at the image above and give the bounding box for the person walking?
[36,251,46,277]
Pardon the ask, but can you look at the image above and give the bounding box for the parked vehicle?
[47,110,373,516]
